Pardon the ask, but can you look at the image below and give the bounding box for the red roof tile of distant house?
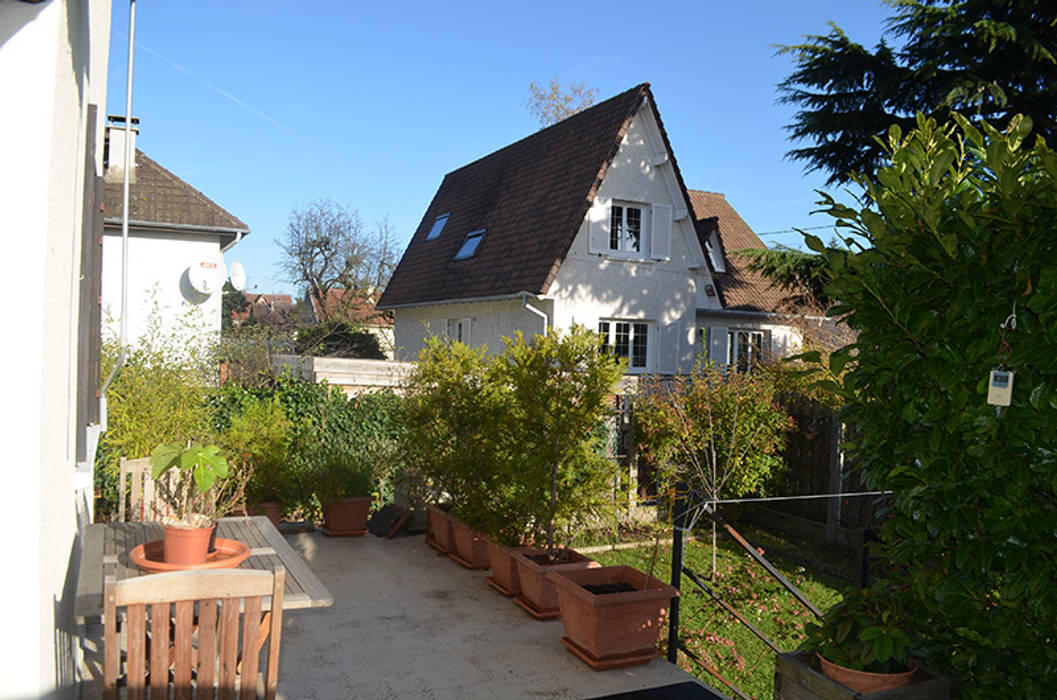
[312,289,393,327]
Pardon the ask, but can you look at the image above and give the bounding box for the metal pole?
[667,481,687,664]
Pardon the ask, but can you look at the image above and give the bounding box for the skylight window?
[426,213,450,240]
[454,229,485,260]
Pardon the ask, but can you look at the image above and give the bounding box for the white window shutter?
[658,323,679,374]
[588,197,610,254]
[708,326,728,365]
[651,203,672,260]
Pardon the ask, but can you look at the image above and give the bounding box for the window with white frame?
[608,203,644,254]
[598,319,650,371]
[728,329,765,372]
[447,318,471,344]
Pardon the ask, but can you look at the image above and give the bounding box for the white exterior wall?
[393,298,552,360]
[696,312,804,366]
[0,0,110,697]
[549,106,717,374]
[101,228,224,344]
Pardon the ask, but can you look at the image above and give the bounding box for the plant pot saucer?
[448,550,490,570]
[559,636,658,671]
[129,538,250,573]
[484,576,517,597]
[513,594,560,620]
[319,526,367,537]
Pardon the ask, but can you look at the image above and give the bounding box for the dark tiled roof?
[378,84,656,309]
[686,190,790,314]
[104,149,248,231]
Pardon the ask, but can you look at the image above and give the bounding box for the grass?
[591,526,847,700]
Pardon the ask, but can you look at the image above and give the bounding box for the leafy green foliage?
[214,395,293,506]
[805,114,1057,696]
[220,281,249,331]
[295,321,386,359]
[801,586,911,674]
[493,327,626,552]
[148,441,232,527]
[636,359,794,501]
[779,0,1057,184]
[733,245,832,311]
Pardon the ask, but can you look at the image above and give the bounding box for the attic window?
[426,213,450,240]
[454,229,485,260]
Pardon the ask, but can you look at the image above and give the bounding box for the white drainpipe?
[99,0,136,429]
[520,292,549,336]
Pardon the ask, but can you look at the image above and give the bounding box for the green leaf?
[874,634,894,663]
[149,442,182,480]
[804,234,825,253]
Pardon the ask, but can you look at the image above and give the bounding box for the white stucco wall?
[549,106,717,374]
[696,312,804,365]
[393,298,552,360]
[101,228,224,345]
[0,0,110,696]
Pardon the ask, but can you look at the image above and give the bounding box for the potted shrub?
[494,328,624,618]
[546,565,678,669]
[308,443,375,537]
[149,441,241,564]
[216,395,292,526]
[797,587,921,694]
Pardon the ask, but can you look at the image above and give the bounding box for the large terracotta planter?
[818,654,919,694]
[773,652,952,699]
[512,548,598,619]
[426,505,454,553]
[320,496,372,536]
[448,518,490,569]
[547,565,678,670]
[162,523,215,565]
[485,541,531,596]
[252,501,282,527]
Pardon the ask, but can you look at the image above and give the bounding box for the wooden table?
[74,516,333,621]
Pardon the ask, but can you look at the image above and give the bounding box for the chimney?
[105,114,139,184]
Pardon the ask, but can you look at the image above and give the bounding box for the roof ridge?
[133,149,249,230]
[444,83,651,178]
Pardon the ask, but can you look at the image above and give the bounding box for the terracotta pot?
[486,541,531,596]
[252,501,282,527]
[818,654,919,693]
[548,565,678,666]
[513,548,599,617]
[162,523,216,565]
[321,496,372,535]
[448,518,490,569]
[426,506,454,552]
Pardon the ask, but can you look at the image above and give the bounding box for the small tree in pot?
[149,441,246,564]
[216,395,292,525]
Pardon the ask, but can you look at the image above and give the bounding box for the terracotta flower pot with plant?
[485,540,532,596]
[310,449,375,537]
[447,509,491,569]
[149,441,243,565]
[799,586,920,694]
[547,565,678,669]
[512,548,599,619]
[426,505,454,552]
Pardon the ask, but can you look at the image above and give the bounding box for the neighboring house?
[2,1,111,696]
[309,289,395,359]
[379,83,805,372]
[102,117,250,343]
[232,293,297,326]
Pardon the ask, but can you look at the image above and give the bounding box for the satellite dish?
[229,261,247,291]
[187,255,226,296]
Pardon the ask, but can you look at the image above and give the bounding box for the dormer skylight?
[454,229,485,260]
[426,213,450,240]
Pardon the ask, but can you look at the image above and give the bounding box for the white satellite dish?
[187,255,226,296]
[229,261,247,291]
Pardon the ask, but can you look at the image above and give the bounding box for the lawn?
[591,526,846,700]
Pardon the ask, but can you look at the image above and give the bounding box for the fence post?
[667,482,688,664]
[825,415,843,544]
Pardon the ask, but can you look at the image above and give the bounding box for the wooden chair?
[104,568,286,700]
[118,457,172,522]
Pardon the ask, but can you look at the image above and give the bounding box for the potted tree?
[149,441,243,564]
[306,439,376,537]
[494,328,624,619]
[216,395,292,526]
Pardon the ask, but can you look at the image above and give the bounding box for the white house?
[102,118,250,344]
[1,1,111,696]
[379,84,804,371]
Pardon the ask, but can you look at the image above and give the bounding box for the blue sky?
[106,1,891,296]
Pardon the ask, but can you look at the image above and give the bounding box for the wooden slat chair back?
[104,568,286,700]
[118,457,173,522]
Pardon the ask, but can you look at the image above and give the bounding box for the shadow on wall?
[0,1,47,50]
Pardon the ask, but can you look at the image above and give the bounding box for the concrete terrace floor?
[277,530,710,699]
